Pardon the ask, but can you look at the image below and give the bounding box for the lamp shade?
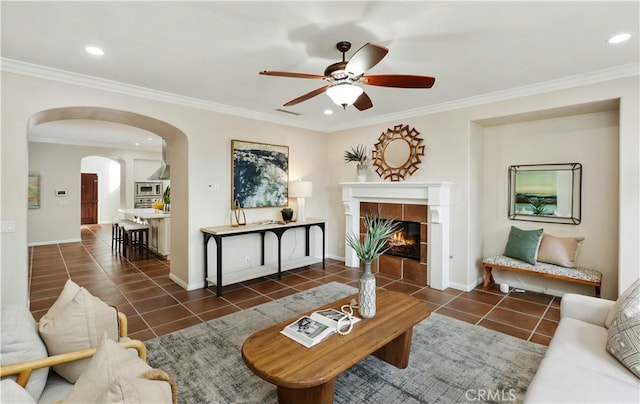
[326,84,363,108]
[289,181,312,198]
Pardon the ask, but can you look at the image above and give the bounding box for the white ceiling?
[2,1,638,150]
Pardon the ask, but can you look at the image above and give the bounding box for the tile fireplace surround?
[341,182,451,290]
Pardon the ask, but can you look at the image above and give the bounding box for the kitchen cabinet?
[119,208,170,258]
[148,217,170,258]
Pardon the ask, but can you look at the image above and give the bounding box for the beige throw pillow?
[65,335,173,403]
[536,233,585,268]
[96,375,175,403]
[606,278,640,329]
[39,281,118,383]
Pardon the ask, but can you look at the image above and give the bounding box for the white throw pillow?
[39,281,118,383]
[0,305,49,402]
[536,233,585,268]
[605,278,640,329]
[65,335,173,403]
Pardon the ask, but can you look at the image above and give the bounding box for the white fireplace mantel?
[340,181,451,290]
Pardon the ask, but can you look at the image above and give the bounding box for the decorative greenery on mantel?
[344,144,368,166]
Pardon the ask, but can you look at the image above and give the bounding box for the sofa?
[525,292,640,403]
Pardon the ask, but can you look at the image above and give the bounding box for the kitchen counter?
[119,208,171,257]
[119,208,170,219]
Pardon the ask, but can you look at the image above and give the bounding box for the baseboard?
[447,276,484,292]
[495,279,565,297]
[168,272,194,291]
[326,253,344,262]
[28,238,81,246]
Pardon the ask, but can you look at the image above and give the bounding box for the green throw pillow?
[503,226,543,265]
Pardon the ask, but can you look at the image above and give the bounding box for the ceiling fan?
[260,41,436,111]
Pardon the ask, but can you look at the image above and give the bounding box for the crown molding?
[324,62,639,132]
[1,58,318,132]
[3,58,637,134]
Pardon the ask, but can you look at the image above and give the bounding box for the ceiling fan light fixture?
[326,83,363,109]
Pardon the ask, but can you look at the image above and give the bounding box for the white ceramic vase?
[357,163,367,182]
[359,262,376,318]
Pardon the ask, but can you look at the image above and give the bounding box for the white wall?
[82,156,122,224]
[28,142,161,244]
[327,76,638,299]
[481,109,619,298]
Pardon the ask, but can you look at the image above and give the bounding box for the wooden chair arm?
[118,311,128,338]
[0,339,146,388]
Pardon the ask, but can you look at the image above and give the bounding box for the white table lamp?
[289,180,312,222]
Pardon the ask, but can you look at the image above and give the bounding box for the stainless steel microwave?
[135,182,162,196]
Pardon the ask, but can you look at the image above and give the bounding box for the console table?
[200,219,325,296]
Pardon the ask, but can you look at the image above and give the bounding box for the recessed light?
[147,137,153,141]
[135,142,141,146]
[324,109,334,115]
[608,33,631,44]
[85,46,104,56]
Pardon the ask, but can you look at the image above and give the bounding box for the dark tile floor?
[29,224,559,345]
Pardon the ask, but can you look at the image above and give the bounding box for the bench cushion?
[483,255,602,284]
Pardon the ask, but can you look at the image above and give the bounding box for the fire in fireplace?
[385,220,420,260]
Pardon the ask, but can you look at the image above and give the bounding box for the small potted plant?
[281,207,294,222]
[345,215,399,317]
[344,144,368,182]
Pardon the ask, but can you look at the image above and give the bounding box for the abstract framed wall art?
[508,163,582,224]
[28,174,41,209]
[231,140,289,208]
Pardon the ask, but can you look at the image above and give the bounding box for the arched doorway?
[27,106,188,285]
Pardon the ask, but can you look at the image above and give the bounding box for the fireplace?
[386,220,420,260]
[341,181,451,290]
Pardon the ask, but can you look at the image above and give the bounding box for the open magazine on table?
[280,308,361,348]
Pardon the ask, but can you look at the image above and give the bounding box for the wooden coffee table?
[241,289,431,404]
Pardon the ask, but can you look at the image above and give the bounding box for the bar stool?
[121,222,150,259]
[111,217,133,252]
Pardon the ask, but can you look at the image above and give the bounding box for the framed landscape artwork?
[231,140,289,208]
[28,174,40,209]
[508,163,582,224]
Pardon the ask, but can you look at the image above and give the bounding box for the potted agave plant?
[345,215,399,318]
[344,144,368,182]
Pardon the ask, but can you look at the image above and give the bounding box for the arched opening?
[80,155,124,225]
[27,106,189,285]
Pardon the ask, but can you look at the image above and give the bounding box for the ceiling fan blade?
[345,43,389,76]
[361,74,436,88]
[283,85,331,106]
[353,92,373,111]
[260,71,326,79]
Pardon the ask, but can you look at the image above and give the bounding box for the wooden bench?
[482,255,602,297]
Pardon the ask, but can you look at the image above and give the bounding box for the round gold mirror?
[372,124,424,181]
[384,138,411,168]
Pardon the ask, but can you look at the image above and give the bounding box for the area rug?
[146,283,547,403]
